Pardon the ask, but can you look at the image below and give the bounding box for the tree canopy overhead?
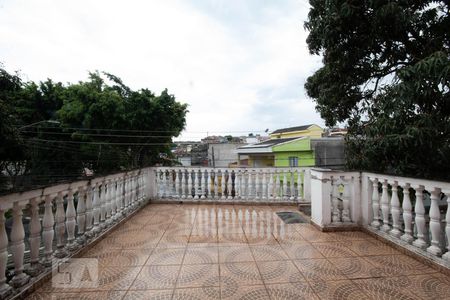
[0,68,188,192]
[304,1,450,179]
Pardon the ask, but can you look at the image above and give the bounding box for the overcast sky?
[0,0,324,140]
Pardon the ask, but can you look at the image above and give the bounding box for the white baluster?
[400,184,414,243]
[110,179,117,220]
[0,210,12,298]
[207,169,212,200]
[370,178,381,228]
[254,170,260,201]
[162,171,167,198]
[41,194,54,266]
[283,170,288,200]
[247,170,253,200]
[221,170,226,200]
[27,198,43,276]
[275,170,281,201]
[105,180,112,224]
[174,169,180,198]
[100,182,107,228]
[85,185,94,238]
[268,169,274,201]
[297,169,303,201]
[54,192,68,257]
[412,186,428,250]
[10,203,30,287]
[235,170,241,199]
[118,178,125,215]
[214,171,219,200]
[180,169,186,199]
[193,169,199,200]
[187,169,193,199]
[261,170,267,200]
[92,183,101,235]
[427,188,443,256]
[442,192,450,261]
[201,169,206,199]
[341,179,351,222]
[389,181,402,238]
[380,180,391,232]
[289,169,295,201]
[76,186,87,245]
[66,189,78,251]
[227,170,233,200]
[155,170,161,198]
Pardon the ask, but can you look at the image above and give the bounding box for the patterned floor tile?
[220,284,270,300]
[102,232,159,249]
[256,260,304,284]
[220,262,264,286]
[26,291,126,300]
[266,283,319,300]
[146,248,186,265]
[189,234,218,244]
[183,247,219,264]
[249,244,289,261]
[352,278,423,299]
[328,257,384,279]
[173,287,220,299]
[176,264,220,288]
[310,279,370,300]
[219,246,255,263]
[297,228,337,242]
[312,242,358,258]
[364,254,436,276]
[86,249,151,266]
[123,289,174,300]
[131,265,181,289]
[294,258,347,281]
[400,274,450,300]
[281,241,324,259]
[327,231,373,241]
[346,239,401,256]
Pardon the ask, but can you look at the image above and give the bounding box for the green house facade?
[272,138,315,167]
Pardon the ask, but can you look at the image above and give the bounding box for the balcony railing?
[154,167,312,204]
[0,168,149,299]
[310,169,450,268]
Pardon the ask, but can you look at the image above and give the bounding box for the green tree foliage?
[0,68,188,192]
[304,1,450,179]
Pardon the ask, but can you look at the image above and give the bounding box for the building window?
[289,156,298,167]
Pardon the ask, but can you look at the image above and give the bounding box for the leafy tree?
[304,1,450,179]
[0,68,188,192]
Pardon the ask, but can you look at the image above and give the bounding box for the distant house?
[237,124,344,168]
[270,124,323,139]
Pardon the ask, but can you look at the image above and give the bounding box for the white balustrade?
[0,168,150,298]
[311,169,450,268]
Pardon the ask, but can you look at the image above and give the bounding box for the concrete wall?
[311,137,345,169]
[208,143,244,168]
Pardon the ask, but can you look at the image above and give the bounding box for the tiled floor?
[27,204,450,300]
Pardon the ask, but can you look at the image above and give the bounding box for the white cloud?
[0,0,323,140]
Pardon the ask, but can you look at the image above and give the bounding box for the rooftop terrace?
[26,203,450,300]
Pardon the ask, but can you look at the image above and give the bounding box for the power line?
[31,138,173,146]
